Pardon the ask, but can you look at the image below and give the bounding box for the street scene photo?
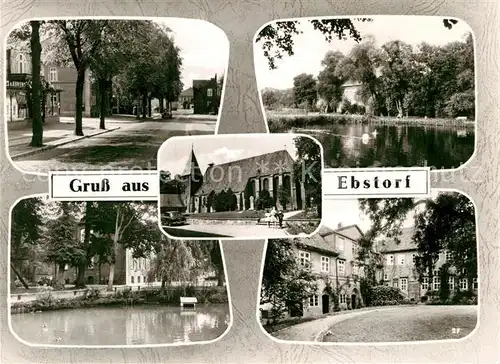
[259,191,478,343]
[6,18,228,174]
[158,134,323,238]
[255,16,475,169]
[9,196,230,346]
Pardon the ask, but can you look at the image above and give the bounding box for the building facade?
[179,87,194,109]
[192,74,221,114]
[172,148,306,214]
[285,224,366,318]
[378,227,479,301]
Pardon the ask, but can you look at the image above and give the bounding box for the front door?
[351,294,357,309]
[322,294,330,314]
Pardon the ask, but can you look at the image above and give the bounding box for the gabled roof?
[334,224,364,241]
[194,149,295,195]
[180,87,193,97]
[296,234,339,256]
[377,227,418,253]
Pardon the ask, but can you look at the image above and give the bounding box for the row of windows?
[206,88,221,97]
[388,276,479,291]
[130,276,147,284]
[12,54,58,81]
[386,251,454,266]
[308,293,349,307]
[299,251,354,275]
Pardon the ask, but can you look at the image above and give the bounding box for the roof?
[180,87,193,97]
[181,147,202,177]
[318,224,364,241]
[193,79,214,88]
[160,194,185,208]
[194,149,295,195]
[377,227,418,253]
[296,234,339,256]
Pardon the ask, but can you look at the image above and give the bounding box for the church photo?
[158,134,323,239]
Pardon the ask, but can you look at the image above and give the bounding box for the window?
[299,251,310,267]
[79,228,85,243]
[448,276,454,291]
[207,88,213,97]
[421,277,429,290]
[472,278,478,290]
[137,276,141,283]
[400,278,408,291]
[133,259,137,270]
[445,251,452,261]
[398,254,405,265]
[339,294,346,304]
[383,273,389,281]
[320,256,330,272]
[49,67,58,82]
[433,276,440,291]
[459,278,468,290]
[131,276,134,283]
[309,295,319,307]
[352,244,356,255]
[338,260,345,275]
[387,255,394,265]
[352,264,358,275]
[336,236,345,251]
[412,254,416,263]
[18,54,26,73]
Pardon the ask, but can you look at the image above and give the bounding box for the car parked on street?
[161,211,187,226]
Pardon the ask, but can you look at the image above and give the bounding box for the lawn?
[187,210,266,219]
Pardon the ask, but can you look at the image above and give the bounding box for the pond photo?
[9,196,230,346]
[255,16,476,169]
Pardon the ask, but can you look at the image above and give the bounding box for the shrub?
[370,285,404,306]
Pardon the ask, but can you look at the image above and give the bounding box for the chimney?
[337,222,343,229]
[208,163,214,168]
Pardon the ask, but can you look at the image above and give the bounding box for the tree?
[316,51,348,112]
[10,197,44,288]
[29,21,43,146]
[257,18,461,70]
[261,239,318,322]
[256,189,274,210]
[49,20,109,135]
[293,136,322,214]
[261,88,279,108]
[293,73,317,110]
[277,185,290,210]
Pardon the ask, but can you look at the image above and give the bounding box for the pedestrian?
[277,210,284,228]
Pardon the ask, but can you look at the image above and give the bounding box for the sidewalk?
[8,120,120,160]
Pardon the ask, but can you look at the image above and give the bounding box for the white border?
[3,16,230,177]
[6,193,234,348]
[252,15,479,173]
[156,132,325,241]
[254,187,481,346]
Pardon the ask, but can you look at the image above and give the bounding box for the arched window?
[17,54,26,74]
[49,67,58,82]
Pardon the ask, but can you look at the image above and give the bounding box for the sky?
[156,18,229,91]
[158,134,301,176]
[254,16,473,90]
[321,190,440,232]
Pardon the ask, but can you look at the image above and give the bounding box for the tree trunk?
[98,77,106,129]
[75,69,85,136]
[148,96,152,117]
[217,270,225,286]
[136,95,141,119]
[75,262,86,288]
[107,263,115,291]
[10,263,30,289]
[29,21,43,147]
[159,96,164,113]
[41,89,46,123]
[55,265,66,289]
[141,93,147,119]
[107,234,119,291]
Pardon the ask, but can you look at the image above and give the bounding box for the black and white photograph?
[158,134,323,239]
[259,190,478,343]
[6,18,228,174]
[255,16,475,170]
[9,196,230,346]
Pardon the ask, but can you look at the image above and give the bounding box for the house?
[179,87,194,109]
[378,227,479,300]
[166,147,307,214]
[192,74,221,114]
[280,224,366,318]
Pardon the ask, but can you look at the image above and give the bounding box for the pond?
[10,304,230,346]
[296,124,475,169]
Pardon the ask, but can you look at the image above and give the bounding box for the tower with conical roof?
[181,145,204,213]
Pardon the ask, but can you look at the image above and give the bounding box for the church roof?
[194,149,295,195]
[181,147,202,177]
[376,227,418,253]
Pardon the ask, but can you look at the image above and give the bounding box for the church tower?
[181,145,203,213]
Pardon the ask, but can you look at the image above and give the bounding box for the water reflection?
[301,124,474,169]
[10,304,230,345]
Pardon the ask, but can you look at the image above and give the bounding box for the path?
[163,223,288,238]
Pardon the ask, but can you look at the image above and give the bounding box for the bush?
[451,290,477,305]
[370,285,404,306]
[266,113,373,132]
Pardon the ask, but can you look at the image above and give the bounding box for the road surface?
[162,223,288,238]
[12,118,216,173]
[272,305,477,343]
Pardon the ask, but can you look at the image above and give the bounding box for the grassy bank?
[266,113,475,133]
[11,286,228,314]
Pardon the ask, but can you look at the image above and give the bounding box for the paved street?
[163,224,288,238]
[272,305,477,343]
[10,118,216,173]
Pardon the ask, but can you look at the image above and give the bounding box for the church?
[161,147,308,214]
